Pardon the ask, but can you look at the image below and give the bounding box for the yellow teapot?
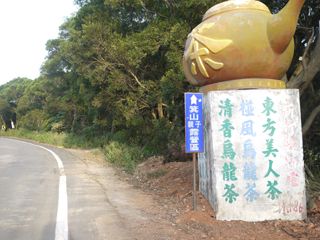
[183,0,305,89]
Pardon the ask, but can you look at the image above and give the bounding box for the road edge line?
[11,139,68,240]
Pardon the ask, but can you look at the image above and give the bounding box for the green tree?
[0,78,32,129]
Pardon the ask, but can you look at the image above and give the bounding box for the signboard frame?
[184,92,204,153]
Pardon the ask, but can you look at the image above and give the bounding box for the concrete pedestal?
[198,89,306,221]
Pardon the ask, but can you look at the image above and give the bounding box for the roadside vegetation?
[0,129,147,173]
[0,0,320,195]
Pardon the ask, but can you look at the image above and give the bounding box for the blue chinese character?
[241,120,255,136]
[243,162,258,180]
[243,140,256,160]
[244,183,259,202]
[240,99,254,116]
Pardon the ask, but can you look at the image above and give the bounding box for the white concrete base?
[198,89,306,221]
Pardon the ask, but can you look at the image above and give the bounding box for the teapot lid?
[203,0,270,21]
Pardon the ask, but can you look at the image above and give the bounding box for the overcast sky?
[0,0,78,86]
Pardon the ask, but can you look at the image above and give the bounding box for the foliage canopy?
[0,0,319,167]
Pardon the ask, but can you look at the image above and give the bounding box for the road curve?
[0,137,195,240]
[0,137,60,240]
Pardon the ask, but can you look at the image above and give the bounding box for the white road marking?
[12,140,68,240]
[55,175,68,240]
[36,145,65,175]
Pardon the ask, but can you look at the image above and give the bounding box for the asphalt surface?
[0,138,58,240]
[0,137,193,240]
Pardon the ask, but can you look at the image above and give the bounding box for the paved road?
[0,137,192,240]
[0,138,58,240]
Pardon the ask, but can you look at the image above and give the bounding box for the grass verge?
[0,129,66,146]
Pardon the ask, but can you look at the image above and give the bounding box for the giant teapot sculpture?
[183,0,305,90]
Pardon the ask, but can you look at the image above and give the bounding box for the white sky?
[0,0,78,86]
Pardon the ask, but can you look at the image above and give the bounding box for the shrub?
[103,141,146,173]
[51,122,64,133]
[18,109,49,131]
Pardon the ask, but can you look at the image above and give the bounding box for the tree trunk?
[71,104,78,133]
[157,100,164,119]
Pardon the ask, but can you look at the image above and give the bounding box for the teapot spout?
[267,0,305,54]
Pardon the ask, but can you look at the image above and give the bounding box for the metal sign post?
[185,93,204,211]
[192,153,197,210]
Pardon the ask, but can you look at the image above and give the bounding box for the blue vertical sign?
[185,93,204,153]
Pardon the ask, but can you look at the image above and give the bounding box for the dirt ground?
[130,156,320,240]
[68,147,320,239]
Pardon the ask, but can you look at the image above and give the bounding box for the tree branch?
[127,69,146,89]
[287,24,320,91]
[302,104,320,136]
